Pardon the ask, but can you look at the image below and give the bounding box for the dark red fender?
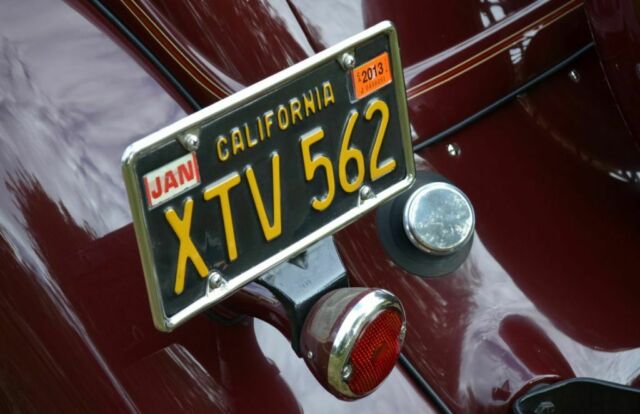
[585,0,640,141]
[336,47,640,413]
[0,0,437,412]
[2,0,639,413]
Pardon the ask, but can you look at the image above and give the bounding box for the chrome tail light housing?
[300,288,406,399]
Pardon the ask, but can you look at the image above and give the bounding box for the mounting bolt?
[340,52,356,70]
[307,350,314,359]
[447,143,461,157]
[179,132,200,152]
[208,271,224,290]
[568,69,580,83]
[399,324,407,343]
[534,401,556,414]
[358,185,375,203]
[342,364,353,381]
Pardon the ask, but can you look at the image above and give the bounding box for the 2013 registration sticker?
[352,52,393,100]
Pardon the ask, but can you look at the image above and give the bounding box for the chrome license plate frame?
[122,21,415,332]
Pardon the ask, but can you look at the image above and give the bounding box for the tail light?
[300,288,406,399]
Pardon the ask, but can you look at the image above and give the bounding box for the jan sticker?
[143,153,200,209]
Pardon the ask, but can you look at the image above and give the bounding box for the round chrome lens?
[403,182,475,255]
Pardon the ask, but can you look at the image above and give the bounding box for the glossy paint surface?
[96,0,581,111]
[405,0,590,144]
[585,0,640,142]
[336,47,640,412]
[3,0,639,413]
[99,0,593,148]
[288,0,592,145]
[286,0,537,65]
[0,0,437,412]
[98,0,315,104]
[0,1,176,410]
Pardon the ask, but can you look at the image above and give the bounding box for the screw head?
[307,350,314,359]
[568,69,580,83]
[399,325,407,343]
[179,132,200,152]
[341,364,353,381]
[358,185,375,203]
[534,401,555,414]
[447,143,461,157]
[208,271,224,290]
[340,53,356,70]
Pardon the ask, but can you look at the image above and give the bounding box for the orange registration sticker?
[352,52,393,100]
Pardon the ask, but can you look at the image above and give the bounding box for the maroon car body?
[0,0,639,412]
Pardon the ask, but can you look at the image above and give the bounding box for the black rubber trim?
[413,42,595,152]
[513,377,640,413]
[399,354,453,414]
[87,0,202,110]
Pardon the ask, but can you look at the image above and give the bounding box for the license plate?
[122,21,415,331]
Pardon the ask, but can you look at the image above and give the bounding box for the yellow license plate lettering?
[365,99,396,181]
[171,98,399,295]
[165,198,209,295]
[203,172,242,262]
[338,109,365,193]
[245,152,283,242]
[300,127,336,211]
[299,97,397,213]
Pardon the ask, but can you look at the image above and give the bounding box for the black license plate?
[122,21,415,331]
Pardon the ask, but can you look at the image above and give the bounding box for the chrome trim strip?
[121,21,415,332]
[406,0,584,99]
[327,289,406,398]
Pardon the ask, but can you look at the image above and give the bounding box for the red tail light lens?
[347,309,404,394]
[300,288,406,400]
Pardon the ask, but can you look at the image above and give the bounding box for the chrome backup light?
[403,182,475,255]
[300,288,406,400]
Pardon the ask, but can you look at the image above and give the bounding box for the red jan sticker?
[143,152,200,208]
